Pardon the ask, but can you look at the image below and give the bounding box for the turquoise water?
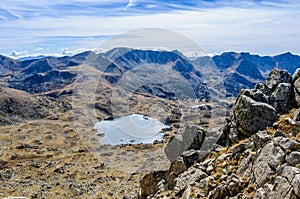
[94,114,169,145]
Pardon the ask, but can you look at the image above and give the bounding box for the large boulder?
[164,125,206,162]
[232,95,277,135]
[253,143,285,187]
[269,83,293,113]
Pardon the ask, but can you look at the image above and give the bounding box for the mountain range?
[1,48,300,99]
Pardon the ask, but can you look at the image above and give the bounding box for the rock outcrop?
[140,68,300,199]
[164,125,206,163]
[293,68,300,106]
[226,68,297,142]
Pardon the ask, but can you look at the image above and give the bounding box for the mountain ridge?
[0,49,300,98]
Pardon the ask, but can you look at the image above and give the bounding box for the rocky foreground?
[141,68,300,198]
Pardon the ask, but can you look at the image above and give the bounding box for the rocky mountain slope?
[1,48,210,101]
[140,68,300,198]
[0,86,71,125]
[195,52,300,97]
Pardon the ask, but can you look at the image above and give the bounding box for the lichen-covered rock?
[269,83,293,113]
[264,68,292,93]
[252,131,272,150]
[269,176,294,199]
[253,143,285,187]
[232,95,277,135]
[286,152,300,166]
[294,80,300,106]
[273,137,300,151]
[273,166,300,198]
[174,167,207,195]
[292,68,300,105]
[239,89,268,103]
[164,125,205,162]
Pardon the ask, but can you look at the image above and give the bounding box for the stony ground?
[0,84,228,199]
[147,109,300,198]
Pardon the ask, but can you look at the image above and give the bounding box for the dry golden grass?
[0,119,149,198]
[276,108,300,141]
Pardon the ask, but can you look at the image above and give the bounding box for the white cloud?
[61,48,89,56]
[10,50,28,57]
[124,0,136,10]
[35,47,44,51]
[0,0,300,56]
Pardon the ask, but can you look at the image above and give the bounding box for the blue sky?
[1,0,300,57]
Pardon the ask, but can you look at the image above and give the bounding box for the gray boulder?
[292,68,300,82]
[264,68,292,93]
[239,89,268,103]
[164,125,206,162]
[253,143,285,187]
[274,137,300,151]
[232,95,277,135]
[286,151,300,166]
[294,79,300,106]
[278,166,300,198]
[252,131,272,150]
[174,167,207,195]
[269,176,295,199]
[293,68,300,106]
[269,83,293,113]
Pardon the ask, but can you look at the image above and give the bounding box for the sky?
[0,0,300,58]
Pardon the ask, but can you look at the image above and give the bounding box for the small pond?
[94,114,169,145]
